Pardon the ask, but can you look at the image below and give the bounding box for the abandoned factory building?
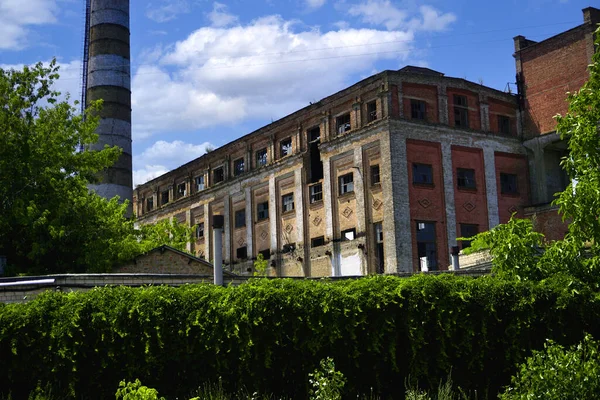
[133,7,600,277]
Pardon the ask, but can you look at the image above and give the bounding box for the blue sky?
[0,0,593,185]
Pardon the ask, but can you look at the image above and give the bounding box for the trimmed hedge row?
[1,275,599,399]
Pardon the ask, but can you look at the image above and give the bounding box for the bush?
[500,334,600,400]
[0,276,599,399]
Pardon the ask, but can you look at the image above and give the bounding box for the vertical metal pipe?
[451,246,460,271]
[213,215,224,286]
[86,0,133,215]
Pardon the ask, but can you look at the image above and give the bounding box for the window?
[176,182,186,199]
[374,222,384,274]
[371,165,381,185]
[280,138,292,158]
[311,236,325,247]
[161,190,169,205]
[256,148,268,167]
[416,221,437,271]
[259,249,271,260]
[460,224,478,249]
[282,193,294,213]
[308,126,321,143]
[236,246,247,260]
[457,168,476,189]
[500,173,518,194]
[233,158,245,176]
[367,101,377,122]
[411,99,427,120]
[235,209,246,228]
[195,175,205,191]
[413,163,433,185]
[213,167,224,184]
[257,201,269,221]
[310,183,323,203]
[195,222,204,239]
[341,228,356,241]
[338,173,354,195]
[336,113,351,134]
[146,197,154,212]
[498,115,511,134]
[282,243,296,253]
[453,95,469,128]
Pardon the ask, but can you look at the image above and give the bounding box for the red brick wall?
[390,84,399,118]
[447,88,480,131]
[519,30,590,136]
[403,83,439,123]
[407,139,448,271]
[495,152,530,223]
[489,98,518,136]
[115,250,213,274]
[528,208,569,241]
[451,146,489,241]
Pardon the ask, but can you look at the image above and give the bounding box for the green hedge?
[1,275,599,399]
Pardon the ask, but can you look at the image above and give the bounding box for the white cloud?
[305,0,326,10]
[0,0,57,49]
[133,140,214,185]
[207,2,238,28]
[348,1,455,32]
[146,0,190,23]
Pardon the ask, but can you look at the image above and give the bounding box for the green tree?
[253,252,268,276]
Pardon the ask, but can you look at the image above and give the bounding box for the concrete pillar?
[354,147,367,235]
[353,100,362,130]
[203,203,211,260]
[438,84,449,125]
[441,141,457,264]
[185,209,192,253]
[322,157,334,241]
[294,168,305,247]
[268,135,275,165]
[151,190,158,211]
[483,147,500,229]
[381,130,412,272]
[480,101,490,132]
[213,215,224,286]
[223,195,231,264]
[321,113,331,142]
[398,83,405,119]
[245,187,253,258]
[268,174,278,254]
[525,139,548,204]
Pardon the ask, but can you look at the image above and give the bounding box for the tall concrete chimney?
[86,0,133,215]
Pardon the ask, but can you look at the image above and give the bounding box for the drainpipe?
[451,246,460,271]
[213,215,224,286]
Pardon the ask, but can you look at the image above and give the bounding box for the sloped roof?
[137,245,237,276]
[398,65,445,76]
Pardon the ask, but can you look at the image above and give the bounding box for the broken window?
[235,209,246,228]
[457,168,476,189]
[233,157,245,176]
[257,201,269,221]
[341,228,356,241]
[176,182,186,199]
[453,95,469,128]
[413,163,433,185]
[236,246,247,260]
[498,115,511,134]
[336,113,351,134]
[500,173,518,194]
[416,221,437,271]
[195,175,205,191]
[308,127,323,183]
[338,173,354,195]
[280,138,292,158]
[213,167,224,184]
[282,243,296,253]
[256,148,268,167]
[311,236,325,247]
[411,99,427,120]
[310,183,323,203]
[161,190,169,206]
[146,197,154,212]
[374,222,384,274]
[371,164,380,185]
[308,126,321,143]
[195,222,204,239]
[259,248,271,260]
[367,100,377,122]
[459,223,478,249]
[282,193,294,213]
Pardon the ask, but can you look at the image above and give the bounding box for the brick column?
[480,94,490,132]
[483,147,500,228]
[245,187,253,258]
[441,141,457,263]
[354,146,367,235]
[353,100,362,130]
[268,174,278,254]
[223,195,231,264]
[398,83,404,118]
[381,129,412,272]
[438,84,448,125]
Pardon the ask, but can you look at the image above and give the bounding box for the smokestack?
[86,0,133,215]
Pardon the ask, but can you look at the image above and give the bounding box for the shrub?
[115,379,164,400]
[308,358,346,400]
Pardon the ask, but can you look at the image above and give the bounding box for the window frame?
[234,209,246,228]
[412,163,433,185]
[338,172,354,196]
[257,201,269,221]
[233,157,245,176]
[366,100,377,123]
[341,228,356,241]
[236,246,248,260]
[161,190,169,205]
[500,172,519,195]
[335,113,351,134]
[410,99,427,121]
[416,221,438,271]
[459,223,478,249]
[280,137,292,158]
[195,222,204,239]
[309,183,323,204]
[213,167,224,184]
[256,148,268,167]
[498,115,511,134]
[456,168,476,190]
[146,197,154,212]
[453,94,469,128]
[176,182,186,199]
[370,164,381,185]
[311,236,325,247]
[195,175,205,191]
[282,193,294,213]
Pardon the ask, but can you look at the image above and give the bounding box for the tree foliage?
[0,61,193,274]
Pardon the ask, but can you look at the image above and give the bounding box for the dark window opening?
[256,148,268,167]
[498,115,511,134]
[336,113,351,134]
[257,201,269,221]
[195,175,205,191]
[311,236,325,247]
[233,158,245,176]
[339,173,354,195]
[308,127,323,183]
[411,99,427,120]
[146,197,154,212]
[282,193,294,213]
[176,182,186,199]
[282,243,295,253]
[367,101,377,122]
[500,173,518,194]
[460,223,478,249]
[453,95,469,128]
[259,249,271,260]
[416,221,437,271]
[308,126,321,143]
[371,164,381,185]
[195,222,204,239]
[374,222,384,274]
[213,167,224,184]
[235,209,246,228]
[457,168,476,189]
[236,246,247,260]
[161,190,169,205]
[413,163,433,185]
[280,138,292,158]
[341,228,356,241]
[310,183,323,203]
